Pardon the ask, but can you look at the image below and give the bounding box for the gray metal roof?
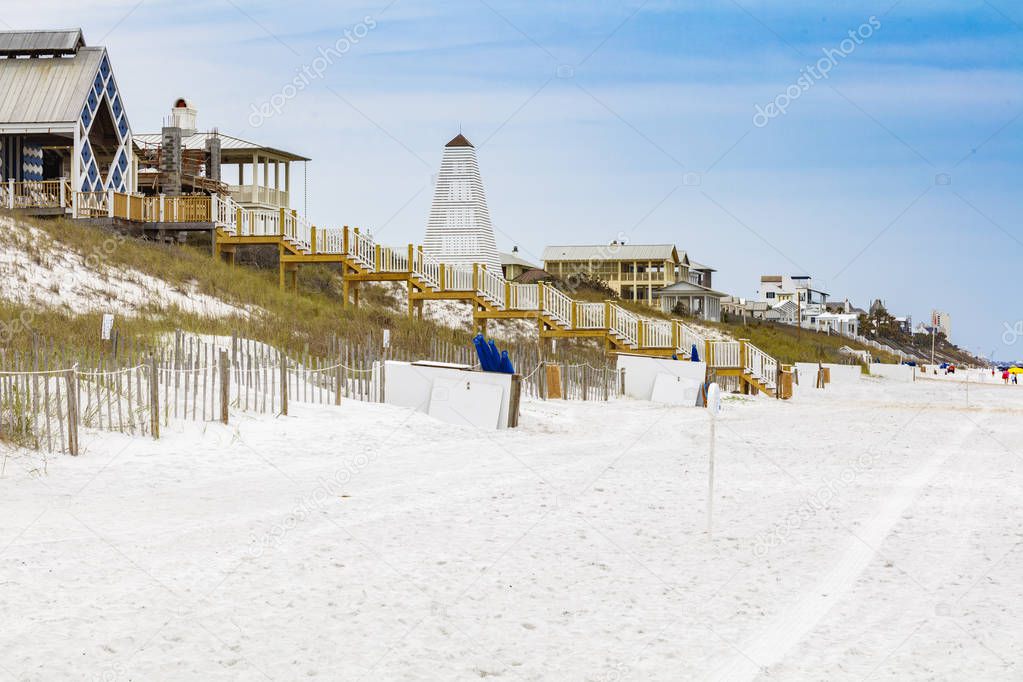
[543,244,680,262]
[500,251,537,268]
[133,131,311,162]
[653,280,726,298]
[0,46,104,125]
[0,30,85,57]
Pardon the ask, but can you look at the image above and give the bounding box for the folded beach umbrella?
[499,350,515,374]
[473,334,495,371]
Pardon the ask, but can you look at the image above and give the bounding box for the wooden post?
[279,348,288,416]
[439,263,446,291]
[219,350,229,424]
[374,244,381,271]
[507,374,522,427]
[343,225,350,255]
[64,370,79,456]
[149,355,160,439]
[334,360,342,406]
[279,207,286,237]
[407,244,414,273]
[311,226,317,254]
[472,263,479,291]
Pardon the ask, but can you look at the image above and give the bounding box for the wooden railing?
[2,179,68,209]
[706,340,741,369]
[674,321,704,357]
[607,304,639,347]
[542,284,573,327]
[574,302,605,329]
[507,283,539,311]
[744,341,777,389]
[477,265,506,308]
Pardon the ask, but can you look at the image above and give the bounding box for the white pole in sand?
[706,382,722,536]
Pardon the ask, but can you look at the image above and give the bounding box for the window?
[766,291,775,299]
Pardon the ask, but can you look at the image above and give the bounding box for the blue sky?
[9,1,1022,358]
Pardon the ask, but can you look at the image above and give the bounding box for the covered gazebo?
[133,124,309,211]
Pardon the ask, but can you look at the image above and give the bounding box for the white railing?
[608,304,638,347]
[675,321,704,356]
[445,265,474,291]
[378,246,409,273]
[707,340,741,368]
[543,286,573,327]
[215,194,239,232]
[642,320,673,348]
[412,250,441,289]
[283,212,313,252]
[478,267,505,308]
[507,283,539,311]
[348,230,376,271]
[228,185,290,209]
[316,227,345,254]
[239,208,280,237]
[575,302,605,329]
[745,342,777,388]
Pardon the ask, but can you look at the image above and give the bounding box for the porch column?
[274,160,279,190]
[284,162,290,193]
[251,153,258,195]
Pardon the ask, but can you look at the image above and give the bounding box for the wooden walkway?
[3,184,790,396]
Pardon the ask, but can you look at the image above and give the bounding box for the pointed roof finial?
[445,133,474,148]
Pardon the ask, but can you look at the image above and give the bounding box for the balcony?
[228,185,290,210]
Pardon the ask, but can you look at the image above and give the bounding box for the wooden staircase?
[16,185,786,392]
[705,339,793,399]
[210,198,708,359]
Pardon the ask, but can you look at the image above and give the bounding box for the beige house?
[542,243,689,305]
[500,247,538,281]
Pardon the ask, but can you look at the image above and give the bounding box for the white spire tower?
[423,134,502,273]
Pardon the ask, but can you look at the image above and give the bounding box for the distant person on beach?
[1003,370,1010,384]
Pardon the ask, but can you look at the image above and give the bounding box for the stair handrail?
[744,342,778,388]
[543,285,573,327]
[675,320,705,357]
[608,303,639,347]
[478,266,506,308]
